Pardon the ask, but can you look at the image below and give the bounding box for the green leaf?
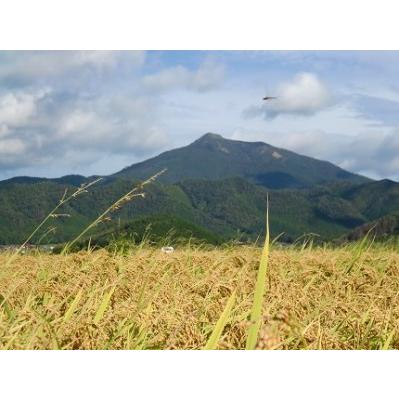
[93,286,115,325]
[63,289,83,322]
[246,199,270,350]
[204,290,236,350]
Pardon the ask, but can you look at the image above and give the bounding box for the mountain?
[115,133,369,189]
[1,132,397,246]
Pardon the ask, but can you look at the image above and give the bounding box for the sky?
[1,50,399,181]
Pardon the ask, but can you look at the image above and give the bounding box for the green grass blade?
[93,286,115,325]
[63,289,83,322]
[203,290,236,350]
[246,199,270,350]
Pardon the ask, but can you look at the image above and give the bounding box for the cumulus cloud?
[0,88,53,169]
[243,73,333,119]
[142,59,224,92]
[0,89,50,128]
[0,51,181,176]
[0,88,168,173]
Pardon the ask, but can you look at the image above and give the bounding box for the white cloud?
[0,89,170,173]
[243,73,333,119]
[143,59,224,92]
[58,110,110,142]
[0,90,47,127]
[273,73,332,114]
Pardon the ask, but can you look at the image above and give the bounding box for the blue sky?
[1,50,399,181]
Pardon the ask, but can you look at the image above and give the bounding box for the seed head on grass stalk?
[61,169,167,255]
[6,178,103,266]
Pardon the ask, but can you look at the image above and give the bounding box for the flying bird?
[263,96,277,101]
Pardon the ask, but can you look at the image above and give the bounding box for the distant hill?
[340,179,399,220]
[115,133,369,189]
[84,214,225,248]
[0,174,88,186]
[340,213,399,243]
[0,174,386,245]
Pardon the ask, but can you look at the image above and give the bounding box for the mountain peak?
[195,132,224,142]
[115,132,370,188]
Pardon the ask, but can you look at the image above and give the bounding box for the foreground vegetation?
[1,242,398,349]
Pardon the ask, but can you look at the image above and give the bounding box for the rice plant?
[2,243,398,349]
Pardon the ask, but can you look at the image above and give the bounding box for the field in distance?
[1,243,398,349]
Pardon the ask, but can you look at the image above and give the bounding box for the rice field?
[1,242,398,349]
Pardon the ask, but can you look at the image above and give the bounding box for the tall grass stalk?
[6,178,102,265]
[246,197,270,350]
[61,169,166,254]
